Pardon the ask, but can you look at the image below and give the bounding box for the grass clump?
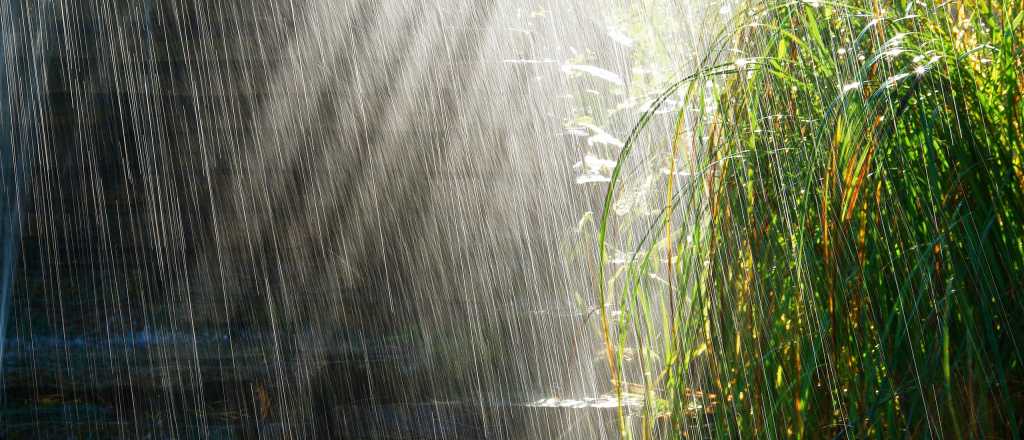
[598,0,1024,437]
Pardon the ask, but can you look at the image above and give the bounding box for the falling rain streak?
[0,0,711,438]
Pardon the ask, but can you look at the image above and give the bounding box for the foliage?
[599,0,1024,437]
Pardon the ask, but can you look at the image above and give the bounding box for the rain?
[0,0,713,438]
[5,0,1021,439]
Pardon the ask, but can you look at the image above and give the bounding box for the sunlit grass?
[599,0,1023,437]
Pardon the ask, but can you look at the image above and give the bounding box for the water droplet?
[561,64,625,86]
[841,82,863,94]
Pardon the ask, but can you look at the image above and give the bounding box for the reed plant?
[599,0,1024,437]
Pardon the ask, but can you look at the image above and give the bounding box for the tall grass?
[599,0,1024,437]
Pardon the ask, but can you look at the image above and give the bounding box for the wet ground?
[1,329,624,439]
